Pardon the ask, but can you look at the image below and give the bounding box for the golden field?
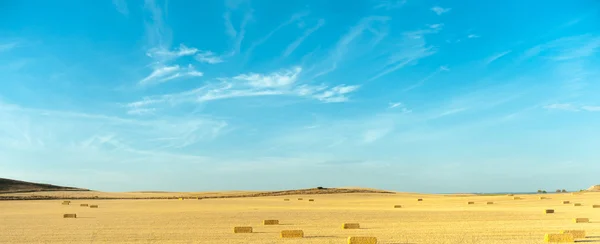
[1,191,599,243]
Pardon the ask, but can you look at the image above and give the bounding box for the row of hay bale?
[62,201,99,219]
[234,220,377,243]
[283,198,315,201]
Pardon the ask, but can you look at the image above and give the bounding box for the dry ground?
[1,192,599,243]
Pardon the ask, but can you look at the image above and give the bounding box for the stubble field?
[1,192,599,243]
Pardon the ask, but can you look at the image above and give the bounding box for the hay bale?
[544,233,574,242]
[417,198,423,201]
[178,198,183,201]
[233,226,253,233]
[297,198,303,200]
[63,214,77,218]
[61,202,70,205]
[545,209,555,214]
[284,199,290,201]
[263,219,279,225]
[539,196,547,200]
[573,203,582,206]
[80,204,88,207]
[308,199,314,202]
[559,230,586,239]
[593,205,600,208]
[467,201,474,205]
[563,201,570,204]
[342,223,360,229]
[486,202,494,205]
[347,236,378,244]
[574,218,589,223]
[280,230,303,238]
[393,205,402,208]
[513,196,522,200]
[89,205,98,208]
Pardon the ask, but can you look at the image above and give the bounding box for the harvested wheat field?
[1,191,600,243]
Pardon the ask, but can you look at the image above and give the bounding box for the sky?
[1,0,599,193]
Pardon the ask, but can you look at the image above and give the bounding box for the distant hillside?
[0,178,88,193]
[588,185,600,192]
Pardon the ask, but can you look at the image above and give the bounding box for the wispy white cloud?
[223,11,237,38]
[544,103,600,112]
[368,27,440,82]
[283,19,325,57]
[234,67,302,88]
[403,66,449,92]
[543,103,579,111]
[195,51,225,64]
[245,12,308,60]
[313,16,390,78]
[582,106,600,112]
[485,50,512,65]
[112,0,129,16]
[139,64,203,86]
[0,42,18,52]
[521,35,600,61]
[127,66,360,113]
[431,6,451,15]
[373,0,406,10]
[143,0,172,49]
[146,44,198,62]
[312,85,360,103]
[388,102,412,113]
[467,34,480,39]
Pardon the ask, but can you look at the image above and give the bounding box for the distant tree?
[561,189,567,193]
[556,189,562,193]
[537,190,543,193]
[542,190,547,193]
[317,186,325,190]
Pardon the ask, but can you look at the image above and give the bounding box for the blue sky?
[1,0,599,193]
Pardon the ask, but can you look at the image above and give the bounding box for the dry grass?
[1,192,600,243]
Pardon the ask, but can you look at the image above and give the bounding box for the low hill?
[0,186,393,200]
[588,185,600,191]
[0,178,88,193]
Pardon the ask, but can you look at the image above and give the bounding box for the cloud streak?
[127,66,360,113]
[0,42,18,52]
[314,16,390,78]
[485,50,512,65]
[368,26,441,82]
[112,0,129,16]
[139,64,203,86]
[431,6,451,15]
[283,19,325,57]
